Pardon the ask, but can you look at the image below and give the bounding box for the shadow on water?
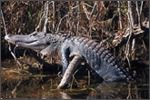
[1,58,149,99]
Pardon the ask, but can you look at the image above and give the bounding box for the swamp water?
[1,59,149,99]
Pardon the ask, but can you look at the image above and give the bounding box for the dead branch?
[1,9,22,67]
[83,2,93,8]
[131,39,135,60]
[90,1,97,18]
[42,1,49,33]
[97,1,105,17]
[52,1,55,31]
[81,1,90,20]
[69,65,84,89]
[139,1,143,15]
[125,1,135,69]
[88,1,97,37]
[56,14,68,33]
[1,10,7,35]
[112,27,144,47]
[57,56,82,89]
[35,12,45,32]
[71,5,79,10]
[35,1,52,32]
[117,1,122,29]
[127,1,134,28]
[11,80,23,98]
[87,69,91,87]
[9,46,22,67]
[127,83,132,99]
[59,91,71,99]
[135,1,140,27]
[76,1,80,35]
[136,1,144,28]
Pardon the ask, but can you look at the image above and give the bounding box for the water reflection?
[1,59,149,99]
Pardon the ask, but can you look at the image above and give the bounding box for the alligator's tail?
[74,37,135,83]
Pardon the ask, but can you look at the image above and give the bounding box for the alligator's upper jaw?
[4,34,47,51]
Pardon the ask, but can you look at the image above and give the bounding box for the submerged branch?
[57,56,82,89]
[1,9,22,67]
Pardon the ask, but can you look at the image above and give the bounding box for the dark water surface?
[1,59,149,99]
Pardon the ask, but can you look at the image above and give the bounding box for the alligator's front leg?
[60,46,70,75]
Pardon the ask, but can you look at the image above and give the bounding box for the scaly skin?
[61,36,134,82]
[5,32,134,83]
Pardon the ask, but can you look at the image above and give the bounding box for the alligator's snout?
[4,34,15,44]
[4,33,49,52]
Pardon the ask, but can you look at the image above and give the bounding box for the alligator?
[5,32,134,84]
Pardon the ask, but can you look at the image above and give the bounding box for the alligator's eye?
[32,33,37,36]
[46,42,50,45]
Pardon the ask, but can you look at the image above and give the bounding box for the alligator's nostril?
[4,35,10,40]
